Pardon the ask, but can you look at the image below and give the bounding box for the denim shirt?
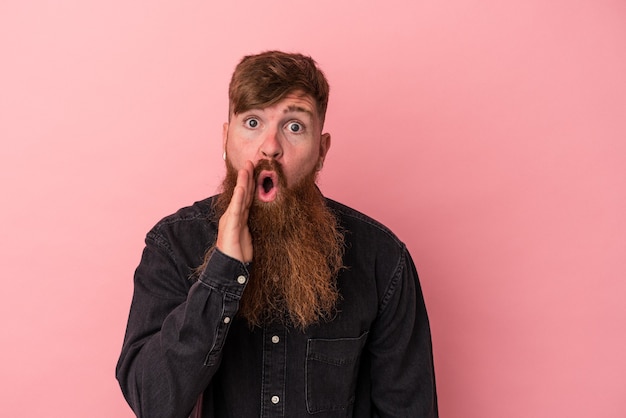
[116,196,438,418]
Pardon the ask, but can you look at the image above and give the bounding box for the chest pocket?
[305,332,369,414]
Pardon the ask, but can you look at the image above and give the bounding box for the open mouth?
[256,170,279,202]
[262,176,274,193]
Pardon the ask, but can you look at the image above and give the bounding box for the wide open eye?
[287,122,303,133]
[244,118,259,128]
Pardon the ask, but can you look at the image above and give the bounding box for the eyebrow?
[284,105,313,116]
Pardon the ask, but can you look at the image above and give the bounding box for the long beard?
[211,159,344,329]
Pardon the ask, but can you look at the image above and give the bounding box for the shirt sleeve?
[115,231,250,418]
[368,247,438,417]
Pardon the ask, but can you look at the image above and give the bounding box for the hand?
[216,160,255,263]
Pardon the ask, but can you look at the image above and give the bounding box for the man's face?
[222,91,330,201]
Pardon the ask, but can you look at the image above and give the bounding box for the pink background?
[1,1,625,417]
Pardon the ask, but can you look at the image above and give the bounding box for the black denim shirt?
[116,196,438,417]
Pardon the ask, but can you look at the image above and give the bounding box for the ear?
[319,132,331,160]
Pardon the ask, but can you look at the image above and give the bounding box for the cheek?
[286,157,318,185]
[227,142,255,165]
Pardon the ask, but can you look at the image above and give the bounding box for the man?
[116,51,438,417]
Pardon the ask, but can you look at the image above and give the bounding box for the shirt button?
[271,395,280,404]
[236,275,246,284]
[271,335,280,344]
[223,317,231,324]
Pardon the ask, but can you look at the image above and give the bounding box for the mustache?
[253,159,285,179]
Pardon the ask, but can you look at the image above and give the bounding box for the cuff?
[197,249,251,298]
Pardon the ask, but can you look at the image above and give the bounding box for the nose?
[259,128,283,160]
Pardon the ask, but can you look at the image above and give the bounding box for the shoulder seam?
[378,244,408,314]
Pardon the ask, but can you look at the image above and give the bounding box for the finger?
[242,160,255,209]
[234,167,252,221]
[231,183,245,216]
[240,161,255,263]
[217,183,246,261]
